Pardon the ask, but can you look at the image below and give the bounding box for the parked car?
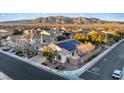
[112,69,122,79]
[16,51,24,57]
[2,47,11,51]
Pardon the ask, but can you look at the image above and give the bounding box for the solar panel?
[57,40,80,52]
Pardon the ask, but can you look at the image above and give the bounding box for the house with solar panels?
[50,39,82,65]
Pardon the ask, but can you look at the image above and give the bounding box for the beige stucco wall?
[69,57,81,65]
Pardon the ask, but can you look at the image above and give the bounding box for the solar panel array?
[57,40,80,52]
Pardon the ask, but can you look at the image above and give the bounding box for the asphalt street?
[80,41,124,80]
[0,52,67,80]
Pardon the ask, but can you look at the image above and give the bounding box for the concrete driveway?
[29,55,47,64]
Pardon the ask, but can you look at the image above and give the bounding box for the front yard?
[39,47,106,71]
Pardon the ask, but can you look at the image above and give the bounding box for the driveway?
[29,55,47,64]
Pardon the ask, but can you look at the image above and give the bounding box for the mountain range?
[0,16,124,24]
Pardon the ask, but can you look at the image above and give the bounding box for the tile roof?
[32,42,42,47]
[33,34,41,39]
[7,36,16,43]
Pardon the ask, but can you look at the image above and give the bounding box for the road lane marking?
[103,59,107,61]
[92,67,100,72]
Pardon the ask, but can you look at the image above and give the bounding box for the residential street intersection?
[80,40,124,80]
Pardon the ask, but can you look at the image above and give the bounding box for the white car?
[112,69,122,79]
[2,47,11,51]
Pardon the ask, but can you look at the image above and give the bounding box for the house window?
[66,57,69,63]
[72,52,75,56]
[43,40,45,43]
[57,54,62,61]
[76,50,78,54]
[36,46,38,50]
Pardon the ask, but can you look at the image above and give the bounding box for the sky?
[0,13,124,22]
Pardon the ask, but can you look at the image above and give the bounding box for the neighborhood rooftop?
[57,40,81,52]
